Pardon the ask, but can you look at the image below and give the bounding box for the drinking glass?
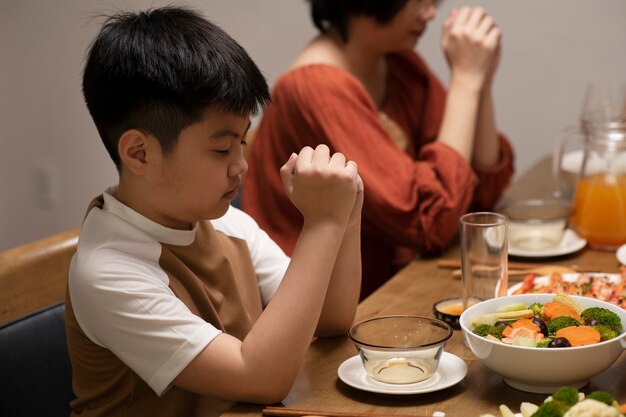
[460,212,508,311]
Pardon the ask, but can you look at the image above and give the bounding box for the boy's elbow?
[238,368,294,404]
[257,389,289,406]
[246,379,291,405]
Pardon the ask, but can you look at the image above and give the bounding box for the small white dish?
[617,243,626,265]
[337,352,467,395]
[508,229,586,258]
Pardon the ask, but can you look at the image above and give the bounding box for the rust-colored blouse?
[244,51,514,299]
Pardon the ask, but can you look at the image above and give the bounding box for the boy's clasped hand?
[281,145,364,229]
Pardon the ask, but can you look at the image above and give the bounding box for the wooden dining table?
[224,156,626,417]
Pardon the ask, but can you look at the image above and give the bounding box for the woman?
[244,0,514,299]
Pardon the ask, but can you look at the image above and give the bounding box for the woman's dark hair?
[82,6,269,170]
[307,0,410,41]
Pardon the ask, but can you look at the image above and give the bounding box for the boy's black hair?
[307,0,410,41]
[83,6,270,170]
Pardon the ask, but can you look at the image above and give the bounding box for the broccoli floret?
[488,324,506,339]
[581,307,622,332]
[537,338,552,348]
[587,390,616,406]
[531,400,571,417]
[473,323,506,340]
[473,324,491,337]
[593,324,619,341]
[547,316,580,335]
[529,302,544,317]
[552,387,580,406]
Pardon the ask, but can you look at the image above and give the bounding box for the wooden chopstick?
[452,269,503,279]
[438,259,539,270]
[438,259,600,273]
[451,268,557,279]
[262,407,429,417]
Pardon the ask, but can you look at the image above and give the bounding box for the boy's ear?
[118,129,152,175]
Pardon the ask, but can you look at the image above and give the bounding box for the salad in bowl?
[460,293,626,393]
[471,293,622,348]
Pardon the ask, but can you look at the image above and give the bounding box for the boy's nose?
[229,152,248,177]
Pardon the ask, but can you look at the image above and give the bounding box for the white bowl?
[459,294,626,393]
[499,199,571,250]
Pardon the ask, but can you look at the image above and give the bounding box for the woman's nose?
[418,0,436,20]
[423,4,436,20]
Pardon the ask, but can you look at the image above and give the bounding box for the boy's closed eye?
[208,118,251,155]
[214,140,247,155]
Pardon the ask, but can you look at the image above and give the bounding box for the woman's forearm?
[472,89,500,168]
[436,74,482,161]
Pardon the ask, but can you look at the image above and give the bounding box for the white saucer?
[617,243,626,265]
[508,229,586,258]
[337,352,467,395]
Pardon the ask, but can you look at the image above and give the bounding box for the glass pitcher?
[554,122,626,250]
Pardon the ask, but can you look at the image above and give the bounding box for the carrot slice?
[556,325,601,347]
[502,318,541,338]
[543,301,582,321]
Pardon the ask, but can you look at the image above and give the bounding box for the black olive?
[532,318,549,337]
[494,321,508,327]
[586,318,600,326]
[548,337,572,348]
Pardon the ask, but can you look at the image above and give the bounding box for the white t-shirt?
[68,189,289,395]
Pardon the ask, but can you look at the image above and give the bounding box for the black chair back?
[0,302,74,417]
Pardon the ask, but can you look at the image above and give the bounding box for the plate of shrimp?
[507,269,626,310]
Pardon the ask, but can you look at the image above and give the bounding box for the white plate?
[617,243,626,265]
[506,272,623,296]
[337,352,467,395]
[508,229,586,258]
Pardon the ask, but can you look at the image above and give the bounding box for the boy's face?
[143,109,250,229]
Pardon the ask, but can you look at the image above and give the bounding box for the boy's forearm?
[240,220,346,387]
[175,220,349,403]
[316,222,361,336]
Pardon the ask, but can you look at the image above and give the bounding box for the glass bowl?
[348,315,453,384]
[499,199,572,250]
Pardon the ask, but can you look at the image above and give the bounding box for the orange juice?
[570,173,626,249]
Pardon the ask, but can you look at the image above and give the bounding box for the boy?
[65,6,363,417]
